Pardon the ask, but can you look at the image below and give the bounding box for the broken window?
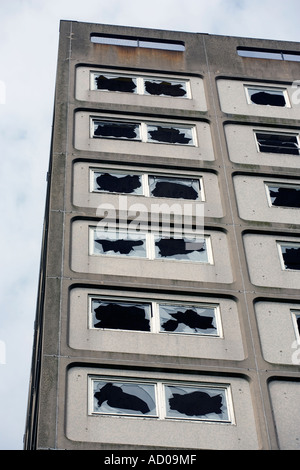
[291,310,300,338]
[267,184,300,208]
[93,120,141,140]
[93,172,143,195]
[279,243,300,270]
[247,87,288,107]
[93,230,147,258]
[159,304,218,335]
[93,380,157,416]
[155,236,209,262]
[91,299,152,331]
[164,385,229,422]
[256,132,300,155]
[93,73,137,93]
[147,124,194,145]
[149,175,200,200]
[144,79,187,97]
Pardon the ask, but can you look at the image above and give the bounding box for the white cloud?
[0,0,300,450]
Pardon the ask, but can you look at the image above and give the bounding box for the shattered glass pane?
[268,185,300,208]
[155,236,208,262]
[93,120,141,140]
[149,175,200,200]
[165,385,229,421]
[159,304,217,335]
[147,124,194,145]
[247,88,287,107]
[280,244,300,270]
[93,381,157,416]
[93,172,143,195]
[144,79,187,97]
[93,73,137,93]
[256,133,300,155]
[91,299,151,331]
[93,230,147,257]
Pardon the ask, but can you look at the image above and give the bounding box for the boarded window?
[93,172,143,194]
[165,385,229,421]
[144,79,187,97]
[155,237,208,262]
[247,87,287,107]
[256,133,299,155]
[159,304,217,335]
[93,230,147,257]
[149,175,200,200]
[91,299,151,331]
[93,73,137,93]
[147,124,193,145]
[93,381,157,416]
[93,120,141,140]
[280,244,300,270]
[268,184,300,208]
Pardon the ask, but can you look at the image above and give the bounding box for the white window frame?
[88,375,233,423]
[90,71,191,99]
[91,117,197,146]
[245,85,291,108]
[265,181,300,209]
[88,295,222,337]
[89,167,204,201]
[254,130,300,155]
[277,241,300,270]
[90,226,213,264]
[291,309,300,340]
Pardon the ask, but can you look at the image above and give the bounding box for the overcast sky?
[0,0,300,450]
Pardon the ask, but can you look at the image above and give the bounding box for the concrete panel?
[269,380,300,449]
[68,287,245,360]
[217,79,300,119]
[72,161,224,218]
[233,174,300,224]
[70,219,234,284]
[255,300,300,365]
[66,367,260,449]
[243,233,300,289]
[75,66,207,112]
[74,111,215,162]
[224,124,300,169]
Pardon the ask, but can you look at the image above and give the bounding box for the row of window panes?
[90,34,185,52]
[237,48,300,62]
[92,119,196,146]
[90,297,221,336]
[90,377,232,422]
[91,72,190,98]
[91,170,203,200]
[91,228,212,263]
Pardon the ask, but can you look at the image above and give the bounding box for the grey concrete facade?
[24,20,300,450]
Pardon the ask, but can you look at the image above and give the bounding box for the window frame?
[91,117,197,146]
[89,375,233,423]
[255,130,300,155]
[277,241,300,271]
[88,295,222,337]
[245,85,291,108]
[265,181,300,209]
[291,309,300,340]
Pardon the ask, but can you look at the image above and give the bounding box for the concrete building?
[24,20,300,450]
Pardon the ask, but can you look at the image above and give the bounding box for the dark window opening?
[94,74,137,93]
[248,88,286,107]
[149,176,200,200]
[147,125,193,145]
[155,237,207,262]
[165,385,228,421]
[93,121,140,140]
[144,79,187,97]
[159,304,217,335]
[91,34,185,51]
[93,381,156,416]
[268,185,300,208]
[297,315,300,335]
[256,133,299,155]
[281,245,300,270]
[92,300,151,331]
[94,172,142,194]
[95,238,144,255]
